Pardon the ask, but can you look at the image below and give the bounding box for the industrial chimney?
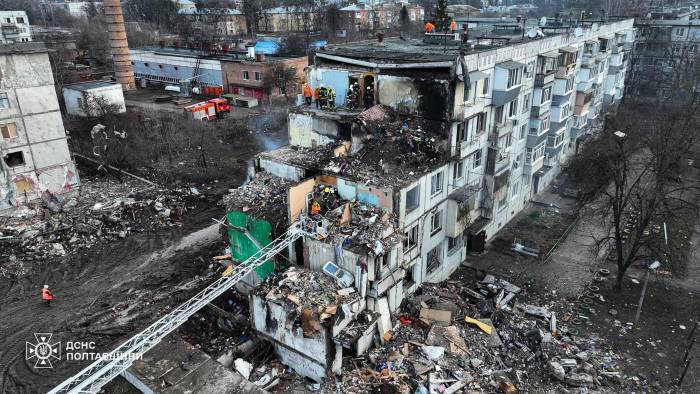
[104,0,136,91]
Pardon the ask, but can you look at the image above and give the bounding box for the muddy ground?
[0,104,289,393]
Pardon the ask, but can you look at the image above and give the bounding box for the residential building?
[259,6,319,33]
[628,18,700,103]
[338,3,424,35]
[0,11,32,44]
[62,81,126,117]
[228,18,634,381]
[221,53,307,101]
[0,42,80,209]
[41,1,103,18]
[178,8,248,37]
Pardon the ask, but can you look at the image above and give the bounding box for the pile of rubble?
[323,109,448,189]
[258,268,358,328]
[319,199,400,257]
[0,176,201,279]
[221,172,293,234]
[323,273,627,393]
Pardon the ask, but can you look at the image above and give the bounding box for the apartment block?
[0,11,32,44]
[225,19,634,380]
[0,42,80,209]
[629,18,699,102]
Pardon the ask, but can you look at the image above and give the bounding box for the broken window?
[522,93,531,114]
[472,150,482,169]
[243,71,249,80]
[404,224,419,252]
[452,160,464,181]
[0,92,9,109]
[430,171,443,195]
[405,185,420,212]
[476,112,486,133]
[519,124,527,140]
[427,244,442,274]
[430,209,443,234]
[3,151,25,167]
[524,60,535,78]
[1,123,17,139]
[508,98,519,118]
[456,122,466,143]
[447,236,461,252]
[495,106,504,124]
[255,72,262,81]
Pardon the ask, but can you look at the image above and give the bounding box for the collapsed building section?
[218,19,636,382]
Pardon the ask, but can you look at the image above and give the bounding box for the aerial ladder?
[49,223,306,394]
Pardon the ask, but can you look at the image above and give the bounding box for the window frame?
[430,171,444,196]
[404,224,419,252]
[430,209,443,234]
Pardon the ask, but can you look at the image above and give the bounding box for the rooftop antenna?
[539,16,548,27]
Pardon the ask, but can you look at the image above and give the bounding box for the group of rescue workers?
[424,19,459,33]
[309,185,339,217]
[302,81,376,110]
[303,83,336,110]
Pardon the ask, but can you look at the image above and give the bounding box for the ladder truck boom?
[49,223,304,394]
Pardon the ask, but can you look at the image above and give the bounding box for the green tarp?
[226,211,275,279]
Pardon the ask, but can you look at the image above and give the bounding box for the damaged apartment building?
[222,18,635,382]
[0,42,80,209]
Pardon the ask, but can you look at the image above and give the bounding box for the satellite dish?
[527,28,538,39]
[539,16,547,27]
[574,27,583,37]
[591,23,599,32]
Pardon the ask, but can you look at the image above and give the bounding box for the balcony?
[445,184,480,238]
[494,119,516,137]
[580,54,596,69]
[461,97,485,120]
[1,24,20,37]
[534,71,556,87]
[458,132,486,159]
[530,101,550,118]
[555,63,576,79]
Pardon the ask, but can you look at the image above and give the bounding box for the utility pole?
[633,259,661,326]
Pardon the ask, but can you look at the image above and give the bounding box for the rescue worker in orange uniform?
[451,19,457,33]
[42,285,54,306]
[313,86,321,109]
[310,200,321,215]
[303,83,313,105]
[425,22,435,33]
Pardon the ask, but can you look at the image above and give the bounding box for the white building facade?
[0,11,32,44]
[0,43,80,209]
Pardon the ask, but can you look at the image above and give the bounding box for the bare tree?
[565,103,700,290]
[262,61,301,99]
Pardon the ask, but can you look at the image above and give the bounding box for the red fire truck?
[183,98,231,121]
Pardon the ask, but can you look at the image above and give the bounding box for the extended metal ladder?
[49,223,304,394]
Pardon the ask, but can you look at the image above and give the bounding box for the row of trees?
[565,98,699,290]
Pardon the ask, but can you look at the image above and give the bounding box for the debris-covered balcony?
[249,267,368,382]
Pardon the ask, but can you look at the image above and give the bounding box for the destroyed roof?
[322,110,451,189]
[257,145,335,171]
[221,172,293,226]
[317,37,467,64]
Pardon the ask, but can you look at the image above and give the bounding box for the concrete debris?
[0,176,200,280]
[317,274,627,393]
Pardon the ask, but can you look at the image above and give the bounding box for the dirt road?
[0,202,224,394]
